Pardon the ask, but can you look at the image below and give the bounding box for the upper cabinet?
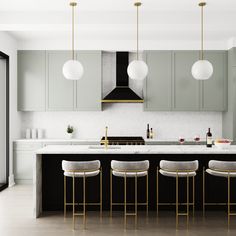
[18,51,46,111]
[144,51,172,111]
[200,51,227,111]
[144,50,227,112]
[75,51,102,111]
[173,51,200,111]
[18,50,102,111]
[47,51,75,111]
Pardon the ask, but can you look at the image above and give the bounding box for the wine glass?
[194,135,200,144]
[179,136,185,145]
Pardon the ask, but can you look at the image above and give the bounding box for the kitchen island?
[34,145,236,218]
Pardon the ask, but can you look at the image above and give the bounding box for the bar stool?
[62,160,102,230]
[204,160,236,228]
[110,160,149,228]
[158,160,198,229]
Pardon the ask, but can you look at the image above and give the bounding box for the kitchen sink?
[88,145,121,150]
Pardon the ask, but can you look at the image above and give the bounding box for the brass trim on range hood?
[101,99,144,103]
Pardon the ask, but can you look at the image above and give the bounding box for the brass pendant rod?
[201,4,204,60]
[70,2,77,60]
[134,2,141,60]
[72,4,75,60]
[136,4,139,60]
[199,2,206,60]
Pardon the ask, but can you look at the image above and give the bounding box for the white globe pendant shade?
[127,60,148,80]
[63,60,84,80]
[191,60,213,80]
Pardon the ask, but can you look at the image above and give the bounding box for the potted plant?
[66,125,74,139]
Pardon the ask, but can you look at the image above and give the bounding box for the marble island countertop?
[35,144,236,155]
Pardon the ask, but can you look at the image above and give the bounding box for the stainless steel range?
[100,136,145,145]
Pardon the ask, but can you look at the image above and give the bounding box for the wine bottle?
[150,128,153,139]
[146,124,150,139]
[206,128,212,148]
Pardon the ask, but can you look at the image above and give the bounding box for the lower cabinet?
[14,151,34,183]
[13,142,43,184]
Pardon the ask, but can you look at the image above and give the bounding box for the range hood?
[101,52,144,103]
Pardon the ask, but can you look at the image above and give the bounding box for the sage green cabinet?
[144,51,172,111]
[75,51,102,111]
[144,50,227,112]
[47,51,75,111]
[173,51,200,111]
[201,51,227,111]
[17,51,46,111]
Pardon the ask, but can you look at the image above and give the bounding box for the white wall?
[0,32,21,187]
[21,105,222,142]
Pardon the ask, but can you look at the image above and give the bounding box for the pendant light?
[192,2,213,80]
[127,2,148,80]
[63,2,84,80]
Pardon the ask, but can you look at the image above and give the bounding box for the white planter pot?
[66,133,73,139]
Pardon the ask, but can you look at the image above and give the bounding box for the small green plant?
[67,125,74,134]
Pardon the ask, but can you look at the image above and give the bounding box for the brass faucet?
[101,126,109,149]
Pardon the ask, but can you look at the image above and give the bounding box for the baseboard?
[8,174,15,187]
[15,179,33,185]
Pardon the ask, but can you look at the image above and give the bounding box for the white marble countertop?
[14,139,99,143]
[35,144,236,155]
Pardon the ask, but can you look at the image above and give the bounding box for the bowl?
[214,139,232,149]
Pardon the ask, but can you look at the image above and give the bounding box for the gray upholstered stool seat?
[111,160,149,177]
[206,160,236,178]
[64,170,100,178]
[62,160,101,177]
[110,160,149,228]
[159,169,196,178]
[159,160,199,177]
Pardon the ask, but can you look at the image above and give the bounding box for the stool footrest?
[158,203,194,206]
[204,203,236,206]
[177,213,188,216]
[125,213,137,216]
[74,213,85,216]
[112,203,147,206]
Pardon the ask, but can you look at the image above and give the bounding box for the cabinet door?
[47,51,75,110]
[18,51,46,111]
[173,51,200,111]
[75,51,102,111]
[201,51,227,111]
[14,151,33,181]
[144,51,172,111]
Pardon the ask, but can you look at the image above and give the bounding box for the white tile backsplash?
[21,103,222,141]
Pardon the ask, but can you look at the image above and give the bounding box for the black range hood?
[101,52,144,103]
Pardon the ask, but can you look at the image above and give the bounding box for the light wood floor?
[0,185,236,236]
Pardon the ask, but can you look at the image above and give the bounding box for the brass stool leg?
[228,173,230,229]
[187,174,189,229]
[146,172,149,216]
[203,167,205,217]
[100,168,103,219]
[110,169,112,218]
[124,173,127,229]
[193,176,195,217]
[135,174,138,228]
[157,168,159,216]
[83,174,86,230]
[73,174,75,230]
[64,176,67,218]
[176,172,179,230]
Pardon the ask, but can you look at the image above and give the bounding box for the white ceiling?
[1,0,236,49]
